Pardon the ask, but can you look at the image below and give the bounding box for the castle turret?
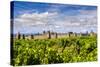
[90,30,95,36]
[16,32,21,39]
[55,33,58,38]
[48,31,51,39]
[22,34,25,39]
[31,34,34,39]
[79,32,82,37]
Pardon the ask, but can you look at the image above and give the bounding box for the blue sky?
[11,1,97,34]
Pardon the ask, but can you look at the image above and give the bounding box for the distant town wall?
[14,31,96,40]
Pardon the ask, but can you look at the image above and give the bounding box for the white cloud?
[14,12,58,26]
[13,9,97,33]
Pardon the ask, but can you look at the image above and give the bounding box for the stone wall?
[14,32,96,40]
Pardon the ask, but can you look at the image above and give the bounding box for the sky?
[11,1,97,34]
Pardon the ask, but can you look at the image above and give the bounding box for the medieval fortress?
[14,30,96,40]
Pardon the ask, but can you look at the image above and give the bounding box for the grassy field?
[11,36,97,66]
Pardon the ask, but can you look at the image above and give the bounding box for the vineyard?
[11,36,97,66]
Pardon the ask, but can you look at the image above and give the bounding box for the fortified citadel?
[13,30,97,40]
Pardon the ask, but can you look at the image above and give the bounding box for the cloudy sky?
[11,1,97,34]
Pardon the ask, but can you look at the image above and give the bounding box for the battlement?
[13,31,97,40]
